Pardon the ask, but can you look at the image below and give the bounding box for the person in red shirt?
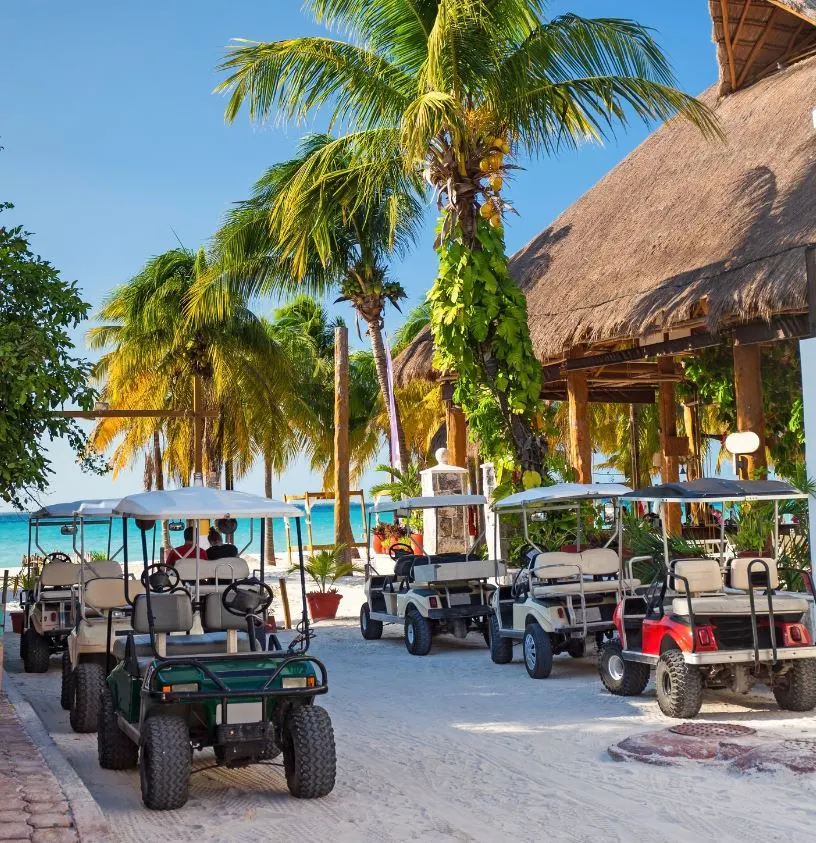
[166,526,208,566]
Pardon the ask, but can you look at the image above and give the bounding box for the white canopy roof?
[113,487,304,520]
[75,499,122,517]
[372,494,487,514]
[31,499,97,519]
[493,483,632,511]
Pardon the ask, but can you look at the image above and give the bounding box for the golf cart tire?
[98,687,138,770]
[404,608,432,656]
[283,705,337,799]
[488,613,513,664]
[140,715,191,810]
[60,651,74,710]
[567,639,586,659]
[360,603,383,641]
[21,628,50,673]
[773,659,816,712]
[655,649,703,718]
[598,641,650,696]
[523,623,553,679]
[70,662,106,733]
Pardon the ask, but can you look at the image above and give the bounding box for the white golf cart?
[20,499,120,674]
[599,478,816,718]
[488,483,634,678]
[361,495,506,655]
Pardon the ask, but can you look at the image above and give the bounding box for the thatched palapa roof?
[393,0,816,388]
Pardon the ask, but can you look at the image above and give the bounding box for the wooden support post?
[567,370,592,483]
[446,405,468,468]
[658,359,682,535]
[733,343,767,479]
[334,326,353,563]
[192,374,204,483]
[277,576,292,630]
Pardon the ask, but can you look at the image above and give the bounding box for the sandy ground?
[6,588,816,843]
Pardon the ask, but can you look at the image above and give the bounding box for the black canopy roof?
[623,478,807,502]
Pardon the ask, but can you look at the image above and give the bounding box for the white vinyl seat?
[74,578,131,652]
[672,592,810,617]
[174,557,251,594]
[531,548,636,598]
[729,557,779,591]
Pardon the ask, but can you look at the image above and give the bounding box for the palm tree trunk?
[153,430,171,550]
[368,319,409,470]
[263,453,276,563]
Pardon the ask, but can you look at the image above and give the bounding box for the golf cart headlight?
[282,676,317,689]
[161,682,199,693]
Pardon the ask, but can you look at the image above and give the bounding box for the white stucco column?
[419,448,469,554]
[800,338,816,565]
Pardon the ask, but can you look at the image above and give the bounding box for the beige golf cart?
[361,495,506,655]
[488,483,634,678]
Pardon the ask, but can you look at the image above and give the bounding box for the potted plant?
[371,522,389,554]
[381,523,408,553]
[290,545,360,621]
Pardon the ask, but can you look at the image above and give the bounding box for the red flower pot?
[372,535,384,554]
[10,610,24,634]
[306,592,343,621]
[410,533,424,553]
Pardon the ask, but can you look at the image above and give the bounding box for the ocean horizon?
[0,501,376,567]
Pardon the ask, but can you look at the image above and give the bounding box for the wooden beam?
[567,370,592,483]
[735,314,809,344]
[766,0,816,26]
[733,0,755,49]
[540,387,657,403]
[562,332,721,372]
[720,0,739,91]
[658,359,682,535]
[737,6,778,88]
[446,405,468,468]
[334,326,353,564]
[733,343,768,479]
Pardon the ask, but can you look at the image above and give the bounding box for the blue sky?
[0,1,719,509]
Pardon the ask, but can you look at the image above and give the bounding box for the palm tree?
[201,133,425,470]
[216,0,719,472]
[88,247,291,490]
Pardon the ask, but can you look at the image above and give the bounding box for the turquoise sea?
[0,501,375,567]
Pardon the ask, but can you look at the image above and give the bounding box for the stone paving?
[0,694,78,843]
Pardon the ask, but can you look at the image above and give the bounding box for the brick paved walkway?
[0,694,78,843]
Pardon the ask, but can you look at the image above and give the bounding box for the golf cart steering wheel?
[43,551,72,564]
[140,563,181,594]
[388,542,413,561]
[221,577,274,618]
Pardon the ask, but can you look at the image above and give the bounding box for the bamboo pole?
[277,576,292,630]
[334,326,354,563]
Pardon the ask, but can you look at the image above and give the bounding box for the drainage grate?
[669,723,757,738]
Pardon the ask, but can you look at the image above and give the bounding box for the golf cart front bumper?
[426,604,490,621]
[623,647,816,666]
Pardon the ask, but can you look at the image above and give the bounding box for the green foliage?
[429,219,542,463]
[290,545,361,593]
[732,504,774,554]
[776,466,813,591]
[370,463,422,529]
[0,203,105,509]
[86,550,109,561]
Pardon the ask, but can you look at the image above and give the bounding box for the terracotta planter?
[10,610,24,634]
[410,533,424,553]
[372,535,384,554]
[306,592,343,621]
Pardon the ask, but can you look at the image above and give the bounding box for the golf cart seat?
[175,556,250,592]
[114,591,250,662]
[728,557,778,591]
[82,560,124,580]
[668,557,809,617]
[74,577,131,652]
[37,561,81,599]
[531,549,638,597]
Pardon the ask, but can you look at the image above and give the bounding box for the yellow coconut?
[488,152,503,169]
[490,176,503,192]
[478,158,491,172]
[489,214,502,228]
[479,202,493,219]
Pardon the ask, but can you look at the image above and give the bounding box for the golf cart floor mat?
[609,725,816,773]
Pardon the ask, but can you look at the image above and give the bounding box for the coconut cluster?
[478,136,511,228]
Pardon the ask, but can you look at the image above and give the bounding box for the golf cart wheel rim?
[661,669,672,697]
[524,634,536,669]
[607,654,625,682]
[407,622,415,645]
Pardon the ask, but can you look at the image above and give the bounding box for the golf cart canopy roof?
[371,494,487,514]
[493,483,632,511]
[74,499,121,517]
[623,478,807,503]
[30,500,97,519]
[112,487,304,519]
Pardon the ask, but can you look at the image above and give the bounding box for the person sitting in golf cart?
[166,526,208,566]
[206,526,239,560]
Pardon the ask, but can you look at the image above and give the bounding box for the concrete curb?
[3,670,111,843]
